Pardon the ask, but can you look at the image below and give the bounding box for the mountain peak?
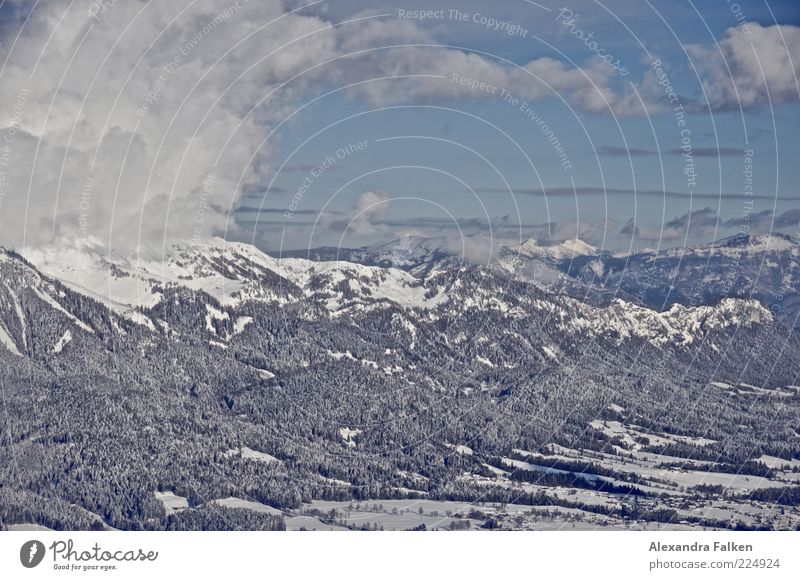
[715,231,796,251]
[518,238,599,259]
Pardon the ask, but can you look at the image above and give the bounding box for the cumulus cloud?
[543,218,615,246]
[621,207,720,241]
[0,0,337,250]
[348,190,391,236]
[687,22,800,111]
[335,47,649,116]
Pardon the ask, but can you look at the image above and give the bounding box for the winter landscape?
[1,1,799,533]
[2,232,800,530]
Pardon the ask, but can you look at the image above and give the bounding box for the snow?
[326,349,356,361]
[396,470,429,483]
[388,486,426,496]
[740,233,796,253]
[284,515,348,531]
[23,237,769,356]
[564,297,771,348]
[7,524,54,531]
[589,420,641,450]
[339,427,362,447]
[735,383,795,398]
[22,237,282,311]
[14,234,788,353]
[501,457,592,478]
[53,329,72,353]
[647,469,785,491]
[657,233,797,260]
[589,420,715,451]
[22,241,163,312]
[233,316,253,334]
[210,497,282,515]
[398,316,417,348]
[518,238,598,260]
[125,310,155,331]
[303,499,482,531]
[2,281,26,349]
[758,455,800,470]
[483,463,510,476]
[320,476,352,487]
[558,238,599,257]
[205,304,229,335]
[154,491,189,514]
[445,444,473,456]
[223,447,281,464]
[475,355,495,367]
[32,287,94,333]
[505,442,795,514]
[711,381,734,390]
[542,346,558,361]
[274,256,448,312]
[206,304,229,320]
[325,350,378,369]
[0,323,22,356]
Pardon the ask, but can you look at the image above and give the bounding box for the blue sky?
[235,0,800,252]
[0,0,797,254]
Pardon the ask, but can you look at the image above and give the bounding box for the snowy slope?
[21,237,452,316]
[6,235,781,355]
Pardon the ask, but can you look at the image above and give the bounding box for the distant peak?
[518,238,598,259]
[715,232,796,251]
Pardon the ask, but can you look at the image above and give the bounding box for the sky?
[0,0,798,256]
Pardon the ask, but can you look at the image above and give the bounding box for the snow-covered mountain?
[21,237,300,312]
[285,232,800,328]
[3,234,794,402]
[516,237,599,260]
[2,235,799,532]
[20,237,449,318]
[559,233,800,329]
[284,234,600,269]
[6,236,777,352]
[0,248,98,358]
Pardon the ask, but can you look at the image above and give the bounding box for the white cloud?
[0,0,337,250]
[349,190,390,236]
[330,43,649,116]
[688,22,800,111]
[0,2,653,251]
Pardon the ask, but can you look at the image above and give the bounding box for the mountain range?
[1,233,799,531]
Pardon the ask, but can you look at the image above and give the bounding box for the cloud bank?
[688,22,800,111]
[0,0,336,250]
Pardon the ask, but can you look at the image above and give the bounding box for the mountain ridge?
[2,235,799,531]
